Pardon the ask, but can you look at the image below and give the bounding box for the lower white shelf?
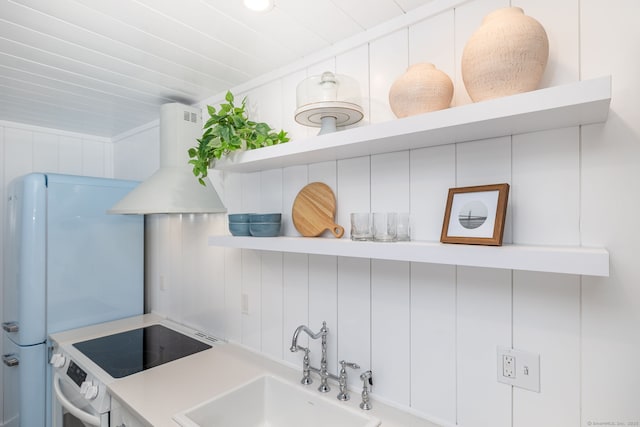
[207,236,609,277]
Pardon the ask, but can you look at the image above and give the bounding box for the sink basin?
[173,374,380,427]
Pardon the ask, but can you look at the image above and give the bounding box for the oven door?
[52,373,109,427]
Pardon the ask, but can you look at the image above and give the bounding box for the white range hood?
[109,103,226,215]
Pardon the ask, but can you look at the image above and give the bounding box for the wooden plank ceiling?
[0,0,433,137]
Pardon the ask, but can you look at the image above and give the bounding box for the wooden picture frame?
[440,183,510,246]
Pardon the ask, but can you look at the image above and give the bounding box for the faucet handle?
[340,360,360,370]
[337,360,360,401]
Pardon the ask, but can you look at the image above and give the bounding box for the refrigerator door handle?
[1,321,19,332]
[53,373,101,426]
[2,354,19,367]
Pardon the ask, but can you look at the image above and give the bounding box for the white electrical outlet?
[497,346,540,392]
[503,354,515,378]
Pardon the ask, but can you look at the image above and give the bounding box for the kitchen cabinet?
[208,76,611,277]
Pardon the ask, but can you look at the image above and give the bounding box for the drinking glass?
[373,212,397,242]
[350,213,372,241]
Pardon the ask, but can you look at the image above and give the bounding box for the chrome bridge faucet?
[290,321,339,393]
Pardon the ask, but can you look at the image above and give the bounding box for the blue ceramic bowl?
[249,222,281,237]
[250,213,282,223]
[229,213,252,223]
[229,222,250,236]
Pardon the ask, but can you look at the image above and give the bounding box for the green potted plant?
[188,91,289,185]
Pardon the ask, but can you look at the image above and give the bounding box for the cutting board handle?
[331,224,345,238]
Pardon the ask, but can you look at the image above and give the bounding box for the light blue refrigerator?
[2,173,144,427]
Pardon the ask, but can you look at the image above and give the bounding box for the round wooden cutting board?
[292,182,344,238]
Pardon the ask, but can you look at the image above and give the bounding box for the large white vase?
[461,7,549,102]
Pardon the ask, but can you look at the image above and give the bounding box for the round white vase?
[389,63,454,118]
[461,7,549,102]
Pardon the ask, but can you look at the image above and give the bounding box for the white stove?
[49,315,221,427]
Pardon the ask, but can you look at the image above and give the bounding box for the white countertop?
[51,314,441,427]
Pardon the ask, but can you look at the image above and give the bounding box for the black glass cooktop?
[73,324,211,378]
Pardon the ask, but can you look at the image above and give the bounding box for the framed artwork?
[440,183,510,246]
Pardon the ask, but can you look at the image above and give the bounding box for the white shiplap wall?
[112,1,640,427]
[0,122,113,423]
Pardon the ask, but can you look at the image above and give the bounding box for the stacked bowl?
[228,213,281,237]
[228,213,251,236]
[249,213,281,237]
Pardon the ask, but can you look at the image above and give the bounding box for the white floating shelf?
[215,76,611,173]
[208,236,609,277]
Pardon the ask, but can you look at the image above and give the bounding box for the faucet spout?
[290,322,326,352]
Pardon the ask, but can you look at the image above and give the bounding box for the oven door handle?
[53,373,102,426]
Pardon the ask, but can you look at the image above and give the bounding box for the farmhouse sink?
[173,374,381,427]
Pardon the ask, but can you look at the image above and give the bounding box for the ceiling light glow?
[243,0,274,12]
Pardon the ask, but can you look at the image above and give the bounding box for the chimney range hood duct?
[109,103,226,215]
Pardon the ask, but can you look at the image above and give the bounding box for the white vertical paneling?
[81,139,106,177]
[371,260,411,404]
[4,128,32,182]
[513,271,580,427]
[410,145,456,241]
[240,170,263,350]
[409,9,456,105]
[260,169,283,213]
[241,171,262,212]
[246,79,284,134]
[410,263,456,421]
[261,251,284,359]
[283,253,309,366]
[224,247,242,343]
[282,165,308,236]
[336,156,371,388]
[453,0,510,107]
[260,168,284,359]
[150,215,171,318]
[181,214,219,333]
[514,0,579,87]
[512,128,580,245]
[370,148,411,404]
[336,156,370,239]
[456,136,512,243]
[281,70,309,142]
[371,151,410,212]
[307,161,338,371]
[144,215,160,313]
[456,132,512,427]
[206,215,227,339]
[165,215,185,322]
[369,29,409,124]
[337,256,371,389]
[241,249,261,350]
[223,172,243,215]
[223,172,243,342]
[308,254,338,374]
[457,266,511,427]
[33,132,59,173]
[58,136,82,175]
[308,161,336,187]
[580,1,640,425]
[336,44,370,128]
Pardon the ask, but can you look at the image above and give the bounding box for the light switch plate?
[497,346,540,392]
